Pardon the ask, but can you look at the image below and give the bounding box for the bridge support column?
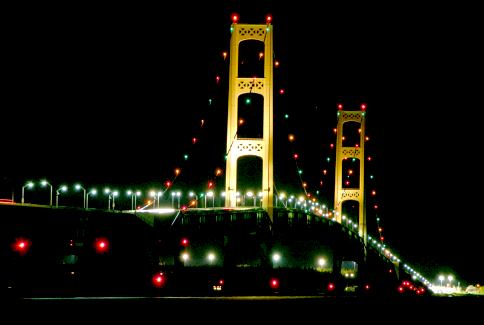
[224,21,274,221]
[333,107,367,245]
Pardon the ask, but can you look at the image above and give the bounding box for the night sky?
[2,1,483,285]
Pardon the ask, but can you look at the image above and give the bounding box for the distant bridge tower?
[334,105,367,244]
[224,18,274,220]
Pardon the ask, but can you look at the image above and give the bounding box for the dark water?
[5,295,484,322]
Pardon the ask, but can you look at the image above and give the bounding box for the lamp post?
[171,191,182,208]
[280,193,287,208]
[207,252,216,265]
[86,189,97,209]
[111,191,119,211]
[246,191,255,206]
[448,275,454,287]
[206,191,214,207]
[258,192,263,207]
[127,190,141,210]
[438,275,445,287]
[55,185,68,207]
[150,191,158,208]
[104,188,118,210]
[105,188,111,210]
[41,180,53,206]
[176,191,181,209]
[189,192,198,208]
[75,184,86,208]
[21,181,34,204]
[272,252,281,268]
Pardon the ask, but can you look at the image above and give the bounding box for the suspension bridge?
[1,16,431,298]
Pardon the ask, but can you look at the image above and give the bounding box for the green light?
[208,99,212,105]
[245,97,251,105]
[284,114,289,119]
[370,175,374,179]
[184,154,189,160]
[326,157,331,162]
[230,26,234,33]
[298,170,303,175]
[352,158,356,162]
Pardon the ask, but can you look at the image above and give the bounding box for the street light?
[448,275,454,287]
[438,275,445,287]
[150,191,158,208]
[272,252,281,268]
[246,191,255,206]
[206,191,214,207]
[105,188,111,210]
[41,180,53,206]
[55,185,68,207]
[127,190,141,210]
[276,193,286,208]
[21,181,34,204]
[171,192,176,208]
[176,191,181,208]
[104,188,118,210]
[86,189,97,209]
[75,184,86,208]
[111,191,119,210]
[207,252,216,265]
[317,257,326,268]
[258,192,263,206]
[189,191,198,208]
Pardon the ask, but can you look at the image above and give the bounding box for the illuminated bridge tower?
[334,105,367,244]
[225,18,274,220]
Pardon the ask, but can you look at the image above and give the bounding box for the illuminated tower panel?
[334,109,367,243]
[225,23,274,219]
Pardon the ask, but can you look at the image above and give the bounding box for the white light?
[207,253,216,262]
[272,253,281,262]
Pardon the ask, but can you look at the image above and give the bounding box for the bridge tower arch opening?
[334,107,367,244]
[225,22,274,221]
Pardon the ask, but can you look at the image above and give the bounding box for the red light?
[360,103,367,111]
[231,13,239,23]
[266,15,272,24]
[279,89,285,95]
[398,286,404,293]
[365,284,370,290]
[152,272,166,288]
[327,283,335,291]
[165,181,172,188]
[219,279,224,285]
[94,237,109,254]
[180,238,189,247]
[208,181,213,189]
[293,153,298,160]
[12,238,30,254]
[337,104,343,110]
[269,278,280,289]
